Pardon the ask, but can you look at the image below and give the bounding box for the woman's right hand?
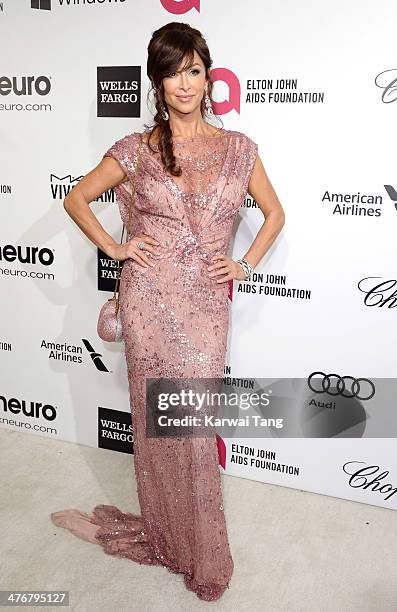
[110,234,161,268]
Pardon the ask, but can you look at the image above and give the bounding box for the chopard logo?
[358,277,397,308]
[343,461,397,501]
[308,372,375,400]
[374,69,397,103]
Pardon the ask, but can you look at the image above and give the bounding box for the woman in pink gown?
[51,22,284,602]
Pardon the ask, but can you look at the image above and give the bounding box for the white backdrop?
[1,0,396,511]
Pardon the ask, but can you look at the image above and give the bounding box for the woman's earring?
[161,104,169,121]
[204,91,214,115]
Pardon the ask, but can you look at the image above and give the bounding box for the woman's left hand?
[207,253,246,283]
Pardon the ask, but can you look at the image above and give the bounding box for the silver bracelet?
[236,258,253,280]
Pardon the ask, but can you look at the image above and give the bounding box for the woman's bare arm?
[243,155,285,268]
[207,153,285,284]
[63,157,127,258]
[63,157,159,265]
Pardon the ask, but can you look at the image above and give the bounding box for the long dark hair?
[145,22,222,177]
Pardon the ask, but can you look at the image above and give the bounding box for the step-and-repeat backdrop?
[1,1,396,511]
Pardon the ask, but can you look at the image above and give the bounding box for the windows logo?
[32,0,51,10]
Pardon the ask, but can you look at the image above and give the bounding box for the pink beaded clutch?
[97,134,143,342]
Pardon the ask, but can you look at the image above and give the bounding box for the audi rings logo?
[307,372,375,400]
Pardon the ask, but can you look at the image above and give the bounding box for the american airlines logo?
[384,184,397,211]
[82,338,111,372]
[40,337,111,372]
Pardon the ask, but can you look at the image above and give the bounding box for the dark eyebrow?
[181,63,201,70]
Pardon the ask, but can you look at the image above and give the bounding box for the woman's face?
[161,50,207,115]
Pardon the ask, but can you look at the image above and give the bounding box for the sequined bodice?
[106,128,258,269]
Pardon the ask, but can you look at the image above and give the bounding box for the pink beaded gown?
[51,127,258,601]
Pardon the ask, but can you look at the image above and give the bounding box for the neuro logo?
[31,0,51,9]
[160,0,200,14]
[82,339,110,372]
[0,243,54,266]
[210,67,241,115]
[384,184,397,211]
[374,69,397,103]
[0,75,51,96]
[0,394,57,422]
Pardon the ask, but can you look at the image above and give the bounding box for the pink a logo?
[216,434,227,469]
[210,67,241,115]
[160,0,200,14]
[228,279,234,302]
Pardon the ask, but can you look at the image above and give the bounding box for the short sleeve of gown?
[240,133,258,195]
[103,132,141,228]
